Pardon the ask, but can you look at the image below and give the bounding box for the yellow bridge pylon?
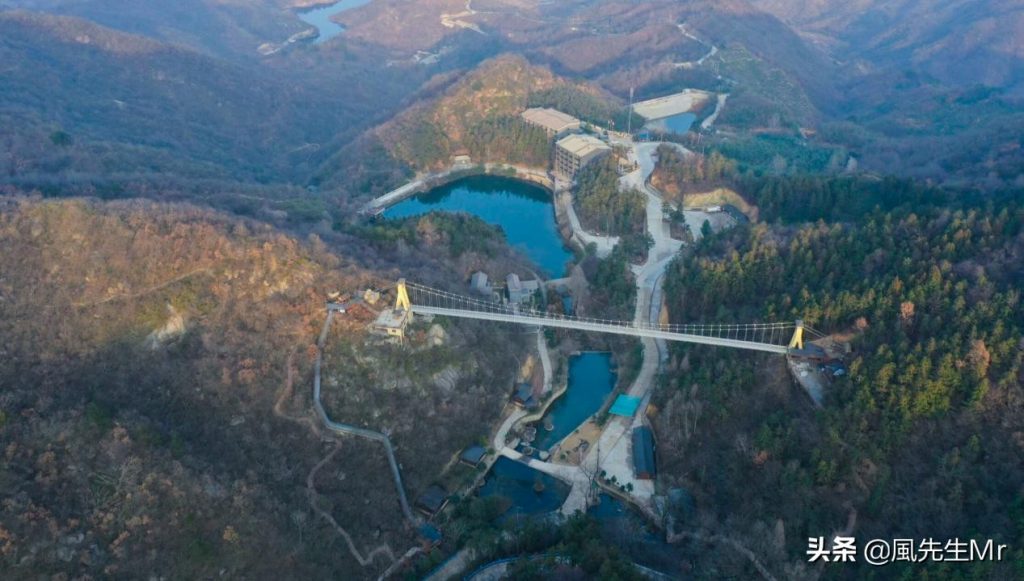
[788,319,804,351]
[395,278,411,311]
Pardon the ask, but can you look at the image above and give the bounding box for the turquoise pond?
[297,0,373,44]
[385,175,574,277]
[478,353,616,517]
[532,352,616,451]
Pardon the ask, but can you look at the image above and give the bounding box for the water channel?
[385,175,574,277]
[296,0,373,44]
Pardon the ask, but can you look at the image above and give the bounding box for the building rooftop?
[514,382,533,400]
[460,445,487,466]
[373,308,410,330]
[506,273,522,292]
[521,107,581,133]
[418,523,443,544]
[609,394,642,417]
[512,382,537,408]
[632,426,657,478]
[556,133,611,158]
[416,485,449,515]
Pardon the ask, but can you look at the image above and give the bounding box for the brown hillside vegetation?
[649,144,759,221]
[377,54,563,167]
[0,197,524,578]
[320,53,622,192]
[0,10,416,186]
[339,0,468,52]
[5,0,310,61]
[750,0,1024,93]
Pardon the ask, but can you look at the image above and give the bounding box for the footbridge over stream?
[384,280,823,354]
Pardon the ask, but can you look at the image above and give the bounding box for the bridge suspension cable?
[397,280,811,354]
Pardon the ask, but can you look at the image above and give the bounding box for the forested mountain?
[0,0,1022,578]
[0,0,308,60]
[0,10,420,190]
[5,0,1021,193]
[656,180,1024,578]
[750,0,1024,94]
[0,197,368,577]
[316,54,628,196]
[0,195,535,578]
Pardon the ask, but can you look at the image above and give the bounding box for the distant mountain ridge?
[0,0,308,61]
[0,10,414,187]
[750,0,1024,93]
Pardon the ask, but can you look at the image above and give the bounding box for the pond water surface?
[478,457,570,518]
[645,112,697,134]
[385,175,573,277]
[478,353,616,518]
[532,352,616,452]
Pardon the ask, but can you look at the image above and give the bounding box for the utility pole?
[627,86,634,136]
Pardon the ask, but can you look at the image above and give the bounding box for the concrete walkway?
[675,24,719,69]
[364,174,433,212]
[701,93,729,130]
[423,547,478,581]
[546,139,687,515]
[493,407,528,452]
[537,329,553,395]
[578,140,685,506]
[314,310,418,525]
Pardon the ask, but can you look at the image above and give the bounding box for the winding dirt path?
[273,351,319,434]
[72,267,212,308]
[274,347,409,574]
[306,443,397,567]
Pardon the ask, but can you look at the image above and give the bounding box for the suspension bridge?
[372,280,824,354]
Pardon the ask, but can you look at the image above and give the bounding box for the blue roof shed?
[633,426,657,480]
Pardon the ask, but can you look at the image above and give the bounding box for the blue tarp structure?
[609,394,641,417]
[418,523,442,545]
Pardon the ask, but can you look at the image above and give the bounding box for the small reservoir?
[385,175,573,277]
[297,0,373,44]
[645,112,697,135]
